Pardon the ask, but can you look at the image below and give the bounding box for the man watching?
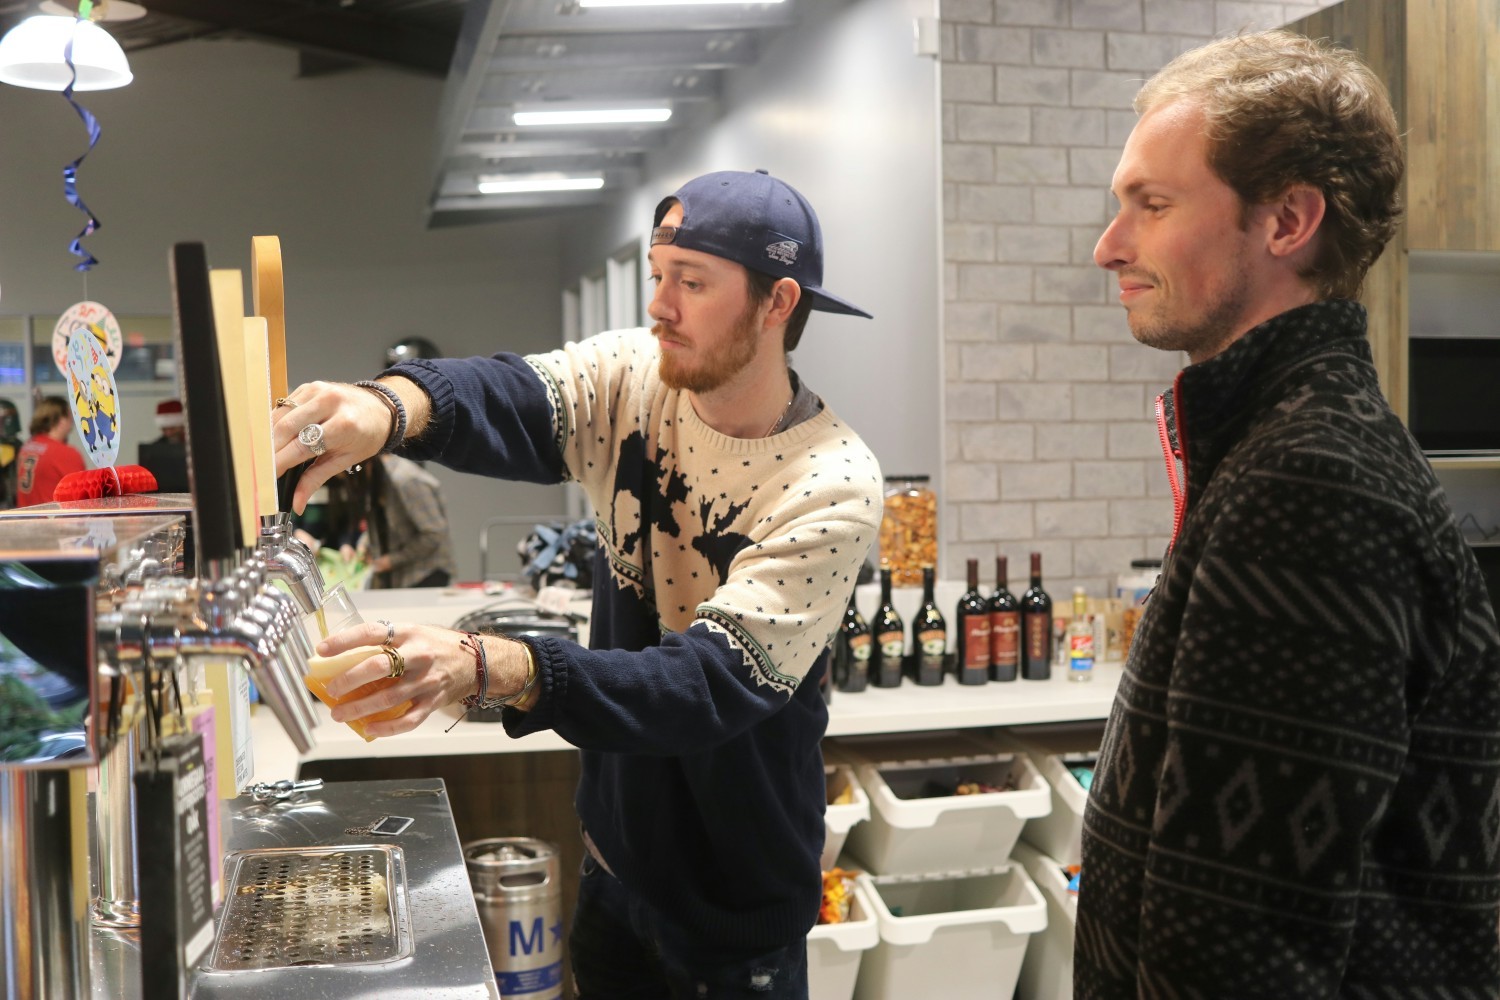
[273,169,881,997]
[1077,30,1500,997]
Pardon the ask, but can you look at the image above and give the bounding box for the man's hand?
[272,381,391,513]
[315,621,478,738]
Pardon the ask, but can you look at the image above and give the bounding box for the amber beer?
[304,645,414,742]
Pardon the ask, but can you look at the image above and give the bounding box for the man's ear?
[1264,184,1326,261]
[763,277,802,329]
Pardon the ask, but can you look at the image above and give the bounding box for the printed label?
[916,627,946,661]
[1069,633,1095,673]
[963,617,991,672]
[848,634,872,662]
[497,962,563,995]
[991,611,1019,668]
[1025,611,1050,664]
[876,631,904,659]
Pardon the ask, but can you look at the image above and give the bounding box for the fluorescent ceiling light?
[478,174,606,195]
[513,108,671,126]
[580,0,785,6]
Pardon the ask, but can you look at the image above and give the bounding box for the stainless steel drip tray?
[205,845,414,971]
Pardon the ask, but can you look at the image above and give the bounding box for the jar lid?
[883,474,930,482]
[1130,558,1163,569]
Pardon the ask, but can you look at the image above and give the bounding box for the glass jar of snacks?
[879,474,937,588]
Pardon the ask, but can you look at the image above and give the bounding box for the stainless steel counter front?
[92,778,499,999]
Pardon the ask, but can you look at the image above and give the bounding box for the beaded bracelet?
[354,380,408,453]
[457,632,538,713]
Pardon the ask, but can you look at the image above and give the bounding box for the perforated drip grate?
[206,845,412,970]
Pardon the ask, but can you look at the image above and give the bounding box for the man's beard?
[1126,254,1251,361]
[654,300,761,393]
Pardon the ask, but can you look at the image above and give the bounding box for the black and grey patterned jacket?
[1076,300,1500,999]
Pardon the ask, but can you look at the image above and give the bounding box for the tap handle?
[171,242,242,564]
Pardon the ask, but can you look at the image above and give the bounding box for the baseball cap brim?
[803,286,872,319]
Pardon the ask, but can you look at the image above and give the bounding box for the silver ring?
[377,619,394,645]
[298,422,327,456]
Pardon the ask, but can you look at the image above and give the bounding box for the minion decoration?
[51,301,123,381]
[64,326,120,470]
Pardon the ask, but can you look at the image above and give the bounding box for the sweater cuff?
[501,634,567,736]
[378,360,454,462]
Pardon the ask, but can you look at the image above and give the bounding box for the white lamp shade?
[0,16,132,92]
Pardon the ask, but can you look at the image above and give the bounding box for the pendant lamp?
[0,14,132,91]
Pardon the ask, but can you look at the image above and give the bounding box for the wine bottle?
[955,558,991,686]
[1066,586,1095,683]
[833,591,872,693]
[1021,551,1053,680]
[910,566,947,686]
[989,555,1020,682]
[871,566,904,688]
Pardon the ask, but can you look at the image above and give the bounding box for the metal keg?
[465,837,563,1000]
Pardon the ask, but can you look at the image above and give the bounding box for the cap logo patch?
[650,226,679,246]
[765,240,799,266]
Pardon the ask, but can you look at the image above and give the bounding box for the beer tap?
[257,512,326,617]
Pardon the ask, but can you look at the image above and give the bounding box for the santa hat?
[155,399,184,430]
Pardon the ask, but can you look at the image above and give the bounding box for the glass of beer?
[302,586,413,741]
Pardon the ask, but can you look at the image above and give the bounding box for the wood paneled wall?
[1288,0,1411,415]
[1405,0,1500,251]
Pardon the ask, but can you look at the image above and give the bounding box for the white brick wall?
[939,0,1338,597]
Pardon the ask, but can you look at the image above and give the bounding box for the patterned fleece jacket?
[389,327,883,950]
[1076,300,1500,999]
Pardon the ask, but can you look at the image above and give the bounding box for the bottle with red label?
[955,558,991,685]
[1021,551,1053,680]
[989,555,1020,682]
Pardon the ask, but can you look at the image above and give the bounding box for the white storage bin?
[836,732,1051,875]
[1012,840,1077,1000]
[1001,722,1104,866]
[854,863,1045,1000]
[808,876,879,1000]
[824,765,871,872]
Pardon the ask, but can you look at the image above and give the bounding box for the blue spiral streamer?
[61,25,102,272]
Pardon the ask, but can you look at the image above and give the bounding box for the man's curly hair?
[1136,30,1404,301]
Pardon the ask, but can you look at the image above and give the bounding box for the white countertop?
[248,583,1120,782]
[250,664,1120,783]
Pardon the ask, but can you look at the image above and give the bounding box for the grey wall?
[0,38,567,581]
[937,0,1339,597]
[559,0,945,519]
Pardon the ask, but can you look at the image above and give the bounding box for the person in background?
[0,399,21,509]
[1077,30,1500,997]
[271,169,880,998]
[16,395,85,507]
[137,398,190,493]
[360,453,456,589]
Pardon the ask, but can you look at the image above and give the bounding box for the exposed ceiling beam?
[139,0,458,76]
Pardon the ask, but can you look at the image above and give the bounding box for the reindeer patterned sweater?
[389,327,883,949]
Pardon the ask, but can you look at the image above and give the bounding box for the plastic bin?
[835,732,1051,875]
[854,863,1045,1000]
[1011,841,1077,1000]
[824,765,870,872]
[1001,722,1105,866]
[808,875,880,1000]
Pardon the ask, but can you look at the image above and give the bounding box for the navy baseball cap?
[652,169,872,319]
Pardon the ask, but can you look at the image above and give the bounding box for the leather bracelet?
[458,632,489,711]
[354,380,407,453]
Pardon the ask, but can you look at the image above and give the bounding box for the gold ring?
[381,642,405,679]
[275,396,296,409]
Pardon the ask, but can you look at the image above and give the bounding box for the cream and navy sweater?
[1077,301,1500,998]
[390,328,883,949]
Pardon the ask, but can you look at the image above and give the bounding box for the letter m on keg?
[509,916,545,956]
